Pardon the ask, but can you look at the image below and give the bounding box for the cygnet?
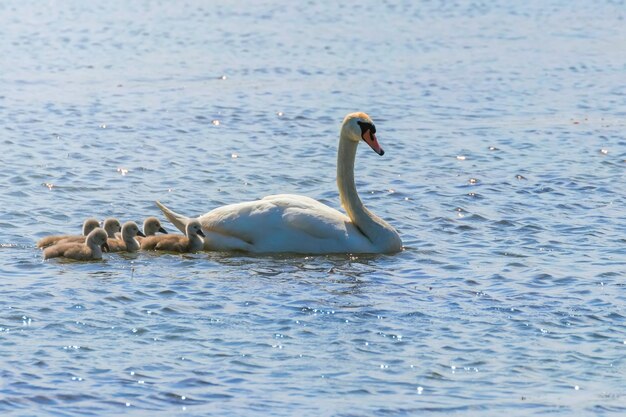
[36,218,100,248]
[43,228,109,261]
[137,217,168,243]
[141,220,205,253]
[103,218,122,238]
[107,221,146,252]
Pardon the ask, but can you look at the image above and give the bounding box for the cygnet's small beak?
[197,229,206,237]
[137,230,146,237]
[362,130,384,156]
[102,242,110,252]
[158,227,168,234]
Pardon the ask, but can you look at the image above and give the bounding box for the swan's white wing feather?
[197,194,373,253]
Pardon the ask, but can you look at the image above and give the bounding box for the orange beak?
[362,130,384,156]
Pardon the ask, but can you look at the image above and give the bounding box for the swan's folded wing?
[37,234,80,248]
[261,194,323,207]
[141,235,180,250]
[281,206,349,240]
[43,242,73,259]
[200,194,352,243]
[200,200,276,243]
[155,238,187,252]
[267,194,352,239]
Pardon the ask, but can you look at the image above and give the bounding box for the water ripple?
[1,0,626,416]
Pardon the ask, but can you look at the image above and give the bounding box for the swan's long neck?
[188,233,204,252]
[87,238,103,258]
[337,133,401,252]
[124,235,140,251]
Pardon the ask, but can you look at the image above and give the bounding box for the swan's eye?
[357,121,376,137]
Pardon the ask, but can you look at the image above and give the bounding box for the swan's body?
[36,218,100,248]
[140,220,204,253]
[157,112,402,254]
[136,217,168,243]
[43,228,109,261]
[107,221,145,252]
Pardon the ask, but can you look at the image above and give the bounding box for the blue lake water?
[1,0,626,415]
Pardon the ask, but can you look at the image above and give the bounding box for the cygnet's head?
[82,218,101,235]
[186,220,205,237]
[102,218,122,237]
[143,217,168,236]
[121,221,145,239]
[341,112,384,156]
[87,228,110,252]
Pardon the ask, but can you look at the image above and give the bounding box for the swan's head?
[87,228,110,252]
[143,217,167,236]
[82,218,100,236]
[121,221,145,239]
[186,220,206,238]
[102,218,122,238]
[341,112,384,156]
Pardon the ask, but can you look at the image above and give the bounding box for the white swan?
[157,112,402,254]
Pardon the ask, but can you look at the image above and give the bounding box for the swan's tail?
[156,201,190,234]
